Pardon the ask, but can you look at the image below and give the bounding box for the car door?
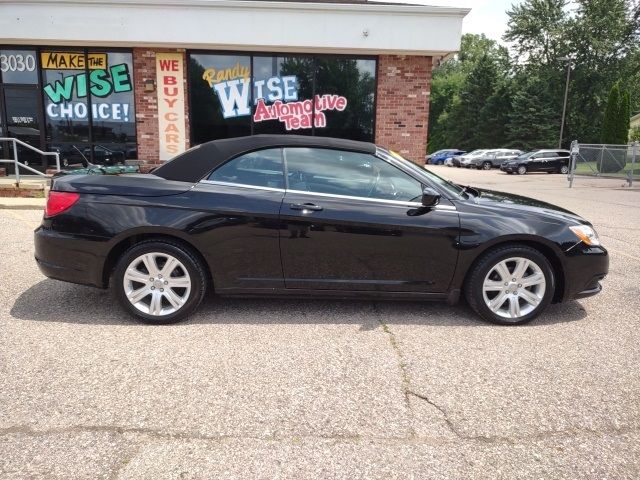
[193,148,286,291]
[528,153,547,172]
[542,152,560,171]
[540,152,559,172]
[279,147,460,293]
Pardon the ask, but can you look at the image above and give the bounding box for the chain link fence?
[568,142,639,187]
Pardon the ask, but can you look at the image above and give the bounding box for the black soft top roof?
[153,135,377,183]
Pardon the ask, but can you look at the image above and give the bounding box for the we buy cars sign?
[156,53,187,161]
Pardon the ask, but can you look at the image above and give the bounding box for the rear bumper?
[500,165,517,172]
[34,226,107,288]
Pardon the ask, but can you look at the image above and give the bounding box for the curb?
[0,201,46,210]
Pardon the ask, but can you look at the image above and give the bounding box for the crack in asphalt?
[371,302,640,446]
[373,301,465,441]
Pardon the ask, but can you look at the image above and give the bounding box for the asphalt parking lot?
[1,168,639,479]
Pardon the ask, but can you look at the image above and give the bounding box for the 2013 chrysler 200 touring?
[35,135,608,325]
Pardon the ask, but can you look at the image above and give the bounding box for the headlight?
[569,225,600,246]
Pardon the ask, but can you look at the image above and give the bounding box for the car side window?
[284,148,423,202]
[208,148,284,189]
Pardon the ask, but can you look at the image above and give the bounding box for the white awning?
[0,0,469,56]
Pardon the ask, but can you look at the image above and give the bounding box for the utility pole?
[558,56,574,149]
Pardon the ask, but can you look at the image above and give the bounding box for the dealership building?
[0,0,468,171]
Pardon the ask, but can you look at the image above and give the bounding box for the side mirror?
[421,187,441,207]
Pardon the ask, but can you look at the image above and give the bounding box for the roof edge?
[0,0,471,16]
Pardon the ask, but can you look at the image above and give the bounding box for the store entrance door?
[1,85,46,173]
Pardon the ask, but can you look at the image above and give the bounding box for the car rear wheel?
[517,165,527,175]
[482,161,492,170]
[464,245,555,325]
[560,165,569,174]
[114,240,207,324]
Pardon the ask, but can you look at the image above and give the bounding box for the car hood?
[469,188,587,224]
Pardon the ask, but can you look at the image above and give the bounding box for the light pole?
[558,56,574,149]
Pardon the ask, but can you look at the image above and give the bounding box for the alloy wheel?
[560,165,569,174]
[483,162,492,170]
[481,257,546,319]
[517,165,527,175]
[123,252,192,316]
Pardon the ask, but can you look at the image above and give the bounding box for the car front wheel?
[464,245,555,325]
[114,240,207,324]
[560,165,569,174]
[517,165,527,175]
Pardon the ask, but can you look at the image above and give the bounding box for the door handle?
[290,203,323,211]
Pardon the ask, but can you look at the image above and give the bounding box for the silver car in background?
[452,149,489,167]
[464,149,523,170]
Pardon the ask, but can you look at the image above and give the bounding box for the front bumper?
[34,226,107,288]
[500,164,518,172]
[561,244,609,302]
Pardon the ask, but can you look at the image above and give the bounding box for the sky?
[373,0,522,43]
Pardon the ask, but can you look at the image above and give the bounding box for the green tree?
[601,83,630,145]
[601,82,621,144]
[445,54,500,150]
[619,90,631,142]
[504,0,569,66]
[503,0,640,144]
[479,81,513,148]
[507,75,559,150]
[427,34,508,152]
[630,125,640,143]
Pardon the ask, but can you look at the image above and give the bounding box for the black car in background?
[35,136,607,326]
[501,149,571,175]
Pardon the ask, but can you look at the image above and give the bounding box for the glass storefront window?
[313,58,376,141]
[40,49,136,166]
[189,54,251,145]
[88,51,136,162]
[0,50,38,84]
[42,54,89,145]
[187,52,377,144]
[252,55,313,135]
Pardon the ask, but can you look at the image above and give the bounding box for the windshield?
[515,152,535,160]
[466,150,487,157]
[377,148,466,197]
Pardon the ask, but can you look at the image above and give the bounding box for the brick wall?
[133,48,190,165]
[375,55,432,165]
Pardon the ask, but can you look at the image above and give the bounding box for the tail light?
[45,191,80,217]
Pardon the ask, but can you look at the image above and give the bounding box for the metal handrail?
[0,137,60,185]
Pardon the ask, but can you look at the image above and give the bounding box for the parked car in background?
[453,149,489,167]
[427,149,466,165]
[464,149,523,170]
[500,150,571,175]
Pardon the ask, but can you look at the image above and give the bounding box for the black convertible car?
[35,135,608,325]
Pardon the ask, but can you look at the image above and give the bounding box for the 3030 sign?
[0,53,37,73]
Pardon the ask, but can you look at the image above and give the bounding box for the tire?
[464,245,555,325]
[517,165,527,175]
[113,239,207,324]
[560,165,569,174]
[482,161,492,170]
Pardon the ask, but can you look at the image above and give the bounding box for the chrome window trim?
[199,179,285,193]
[198,180,457,211]
[286,188,424,207]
